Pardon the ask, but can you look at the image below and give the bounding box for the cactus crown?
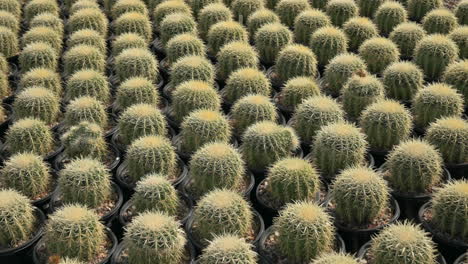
[6,118,54,156]
[426,116,468,164]
[276,44,317,83]
[231,94,277,135]
[170,55,214,88]
[343,17,378,51]
[67,29,106,54]
[111,33,147,57]
[278,77,321,110]
[309,26,348,67]
[159,12,197,45]
[30,14,63,37]
[115,77,159,111]
[198,3,233,40]
[114,47,159,83]
[13,86,60,125]
[254,22,292,65]
[358,37,400,75]
[382,61,424,101]
[325,0,358,27]
[323,53,367,97]
[111,0,147,19]
[422,8,458,34]
[61,121,108,160]
[63,44,105,76]
[64,96,108,128]
[198,234,258,264]
[247,9,279,36]
[389,22,426,59]
[166,33,206,64]
[311,253,360,264]
[21,26,62,53]
[67,7,108,37]
[207,21,249,56]
[216,41,259,81]
[223,67,271,104]
[19,42,57,73]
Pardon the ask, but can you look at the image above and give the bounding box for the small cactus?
[323,53,367,97]
[374,1,408,37]
[132,174,181,215]
[67,29,106,55]
[111,33,147,57]
[274,202,335,263]
[0,26,17,58]
[207,21,248,56]
[0,190,36,247]
[426,117,468,164]
[198,234,257,264]
[189,0,222,18]
[277,77,321,111]
[30,13,64,37]
[254,23,292,65]
[0,10,19,35]
[21,68,59,95]
[231,94,277,135]
[449,26,468,59]
[412,83,464,128]
[312,122,368,179]
[311,253,361,264]
[13,87,60,125]
[63,44,105,76]
[358,0,385,18]
[19,42,58,73]
[114,77,160,111]
[111,0,147,20]
[442,60,468,105]
[293,9,331,45]
[152,0,192,29]
[342,74,385,120]
[359,37,400,75]
[24,0,59,24]
[0,153,51,200]
[6,118,54,156]
[326,0,359,27]
[114,48,159,83]
[389,22,426,59]
[343,17,379,52]
[118,103,167,145]
[44,205,106,262]
[0,0,21,19]
[275,0,311,28]
[232,0,264,24]
[170,55,214,88]
[21,27,62,53]
[67,8,108,37]
[65,70,109,104]
[408,0,442,22]
[61,121,109,160]
[247,9,279,37]
[159,12,197,46]
[222,68,271,105]
[455,0,468,25]
[179,109,231,154]
[422,8,458,34]
[124,211,187,264]
[382,61,424,102]
[64,96,108,128]
[276,44,317,83]
[197,3,233,40]
[291,95,345,144]
[58,157,112,208]
[216,41,259,81]
[241,121,299,171]
[309,26,348,67]
[166,33,205,64]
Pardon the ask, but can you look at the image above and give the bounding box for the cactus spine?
[426,117,468,164]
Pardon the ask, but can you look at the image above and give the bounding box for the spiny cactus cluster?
[275,44,317,83]
[222,68,271,105]
[293,9,331,45]
[61,121,109,160]
[6,118,54,156]
[216,41,259,81]
[254,22,292,65]
[64,96,108,129]
[426,117,468,165]
[323,53,367,97]
[13,87,60,125]
[277,77,321,111]
[118,104,167,145]
[374,1,408,37]
[310,26,348,67]
[132,174,181,215]
[231,94,277,135]
[114,77,160,111]
[382,61,424,102]
[198,234,257,264]
[389,22,426,59]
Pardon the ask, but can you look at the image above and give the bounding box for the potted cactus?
[198,4,233,41]
[110,33,147,59]
[63,45,105,77]
[19,68,62,96]
[382,61,424,103]
[408,0,442,22]
[112,77,163,115]
[309,26,348,70]
[12,86,60,126]
[19,43,57,74]
[159,13,197,47]
[247,9,279,39]
[152,0,192,32]
[389,22,426,60]
[274,0,310,28]
[113,12,152,44]
[422,8,458,34]
[254,23,292,66]
[442,60,468,111]
[21,27,62,53]
[274,77,321,119]
[358,37,400,75]
[161,34,205,76]
[207,21,248,57]
[67,8,108,37]
[374,1,407,37]
[293,9,331,46]
[113,48,159,85]
[343,17,378,52]
[326,0,358,27]
[449,26,468,59]
[197,234,257,263]
[215,41,259,83]
[0,26,18,59]
[64,70,110,105]
[62,96,109,132]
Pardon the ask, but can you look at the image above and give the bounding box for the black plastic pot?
[150,37,165,59]
[369,149,389,168]
[33,227,118,264]
[0,208,45,264]
[418,202,468,263]
[446,162,467,180]
[273,92,295,121]
[258,226,345,264]
[357,241,447,264]
[454,253,467,264]
[185,209,265,254]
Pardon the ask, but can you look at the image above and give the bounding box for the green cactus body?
[198,4,233,41]
[0,53,7,74]
[343,17,379,51]
[24,0,59,24]
[455,0,468,25]
[326,0,358,27]
[274,202,335,263]
[115,77,160,111]
[132,174,181,215]
[389,22,426,59]
[309,26,348,67]
[170,56,214,88]
[111,0,147,20]
[276,44,317,83]
[70,0,99,15]
[0,71,8,99]
[360,100,413,151]
[198,234,257,264]
[21,27,62,53]
[207,21,249,56]
[369,223,438,264]
[6,118,54,156]
[275,0,311,28]
[152,0,192,29]
[0,26,17,58]
[312,122,368,179]
[231,94,277,135]
[241,121,299,171]
[44,205,106,262]
[426,117,468,164]
[422,8,458,34]
[342,74,385,120]
[216,41,258,81]
[166,34,205,64]
[443,60,468,105]
[64,96,108,128]
[0,11,18,35]
[114,48,159,83]
[449,26,468,59]
[408,0,442,21]
[323,53,367,97]
[190,0,222,18]
[0,190,35,247]
[254,23,292,65]
[374,1,408,37]
[180,110,231,154]
[232,0,264,24]
[160,12,197,46]
[124,211,187,264]
[171,80,220,123]
[0,0,20,19]
[58,158,111,208]
[63,44,105,76]
[291,95,344,144]
[223,68,271,105]
[13,87,60,125]
[294,9,331,45]
[19,42,57,73]
[118,103,167,145]
[193,190,253,243]
[382,61,423,101]
[65,70,109,104]
[277,77,321,110]
[30,13,64,37]
[311,253,361,264]
[67,8,108,37]
[413,83,464,128]
[358,0,385,18]
[67,29,106,55]
[0,153,51,200]
[247,9,279,37]
[127,135,177,183]
[359,37,400,75]
[61,121,109,160]
[111,33,146,57]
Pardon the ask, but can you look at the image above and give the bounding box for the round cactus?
[343,17,379,51]
[358,0,385,18]
[0,153,51,200]
[159,12,197,46]
[111,33,146,57]
[171,80,221,123]
[222,68,271,105]
[111,0,147,20]
[189,0,222,18]
[294,9,331,45]
[207,21,249,56]
[197,3,233,40]
[67,8,108,37]
[232,0,264,24]
[192,189,253,244]
[408,0,442,21]
[449,26,468,59]
[124,211,187,264]
[114,77,160,111]
[255,22,292,65]
[323,53,367,97]
[118,103,167,145]
[374,1,408,37]
[6,118,54,156]
[382,61,424,102]
[426,117,468,164]
[63,44,105,76]
[386,139,443,193]
[274,202,335,263]
[67,29,106,56]
[422,8,458,34]
[44,205,106,262]
[58,157,111,208]
[216,41,259,81]
[241,121,299,171]
[198,234,257,264]
[166,33,205,64]
[326,0,358,27]
[332,166,390,226]
[19,42,57,73]
[24,0,59,24]
[277,77,321,111]
[30,13,63,37]
[0,0,21,19]
[170,55,214,88]
[455,0,468,25]
[369,222,438,264]
[275,0,311,28]
[126,135,177,183]
[0,190,36,247]
[61,121,109,160]
[64,96,108,128]
[276,44,317,83]
[291,95,344,144]
[231,94,277,135]
[21,27,62,53]
[359,37,400,75]
[132,174,181,215]
[179,109,231,154]
[114,48,159,83]
[0,26,17,58]
[65,70,109,104]
[13,87,60,125]
[342,73,385,120]
[247,9,279,37]
[311,253,360,264]
[309,26,348,67]
[152,0,192,29]
[70,0,99,14]
[19,68,62,95]
[389,22,426,59]
[312,122,368,179]
[0,10,18,35]
[442,60,468,105]
[413,83,464,128]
